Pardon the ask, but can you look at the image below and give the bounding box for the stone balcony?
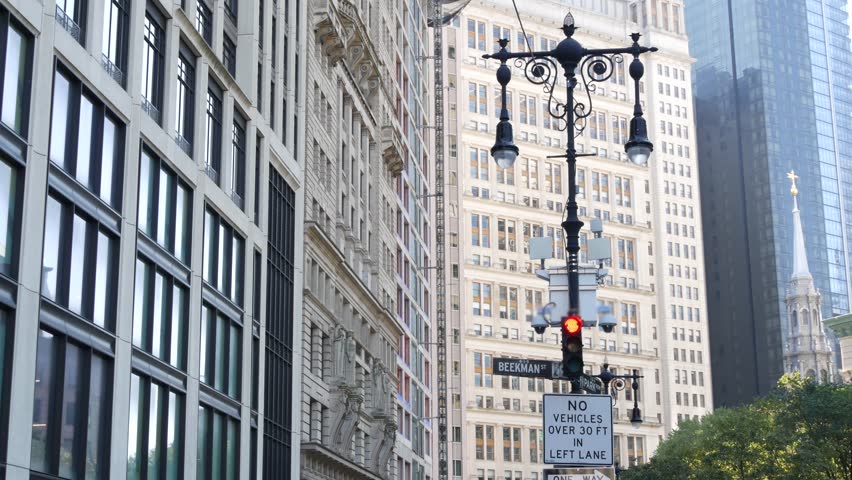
[380,124,405,176]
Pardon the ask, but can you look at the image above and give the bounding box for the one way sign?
[543,467,615,480]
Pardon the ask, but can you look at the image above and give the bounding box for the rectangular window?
[138,147,192,263]
[55,0,86,43]
[469,147,489,180]
[223,35,237,76]
[49,67,124,208]
[195,0,213,45]
[141,6,166,123]
[264,167,295,478]
[102,0,129,85]
[42,193,118,329]
[231,110,247,207]
[0,155,21,278]
[31,328,111,478]
[202,207,245,305]
[197,404,240,480]
[0,309,10,461]
[224,0,237,20]
[175,46,196,155]
[0,10,33,136]
[470,213,490,248]
[200,302,242,399]
[205,80,223,182]
[132,256,188,369]
[127,373,184,479]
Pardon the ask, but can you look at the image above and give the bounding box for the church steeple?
[788,170,811,280]
[783,171,834,383]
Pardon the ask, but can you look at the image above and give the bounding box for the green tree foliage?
[620,374,852,480]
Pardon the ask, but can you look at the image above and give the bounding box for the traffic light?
[562,315,584,377]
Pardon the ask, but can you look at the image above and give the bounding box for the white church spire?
[784,170,834,383]
[788,170,811,280]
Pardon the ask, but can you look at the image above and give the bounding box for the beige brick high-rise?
[441,0,713,477]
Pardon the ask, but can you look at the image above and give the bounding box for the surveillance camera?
[532,314,548,334]
[597,304,617,333]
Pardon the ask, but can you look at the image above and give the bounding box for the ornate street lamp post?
[484,13,657,421]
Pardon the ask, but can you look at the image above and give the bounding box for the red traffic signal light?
[562,315,584,377]
[562,315,583,335]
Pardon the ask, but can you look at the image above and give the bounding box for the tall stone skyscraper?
[686,0,852,406]
[443,0,712,477]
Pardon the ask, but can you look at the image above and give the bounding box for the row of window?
[659,140,692,159]
[658,101,689,120]
[672,327,703,344]
[673,348,704,364]
[657,82,687,100]
[667,241,697,260]
[631,0,683,36]
[666,221,696,239]
[675,391,707,408]
[668,264,699,280]
[657,63,688,82]
[662,160,692,177]
[669,283,700,301]
[659,120,690,139]
[671,304,701,322]
[674,368,705,387]
[663,180,694,199]
[665,201,695,218]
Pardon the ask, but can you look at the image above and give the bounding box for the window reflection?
[1,22,30,134]
[0,159,19,276]
[127,373,184,479]
[49,67,124,209]
[132,257,187,370]
[41,193,118,328]
[137,147,192,263]
[31,329,111,478]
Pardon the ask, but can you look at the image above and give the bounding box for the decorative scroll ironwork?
[509,53,624,138]
[515,56,570,130]
[573,54,623,137]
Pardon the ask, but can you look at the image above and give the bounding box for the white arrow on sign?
[546,470,612,480]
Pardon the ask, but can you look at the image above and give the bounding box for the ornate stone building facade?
[783,172,835,383]
[304,1,436,480]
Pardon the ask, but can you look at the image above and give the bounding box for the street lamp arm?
[583,45,658,57]
[482,48,554,62]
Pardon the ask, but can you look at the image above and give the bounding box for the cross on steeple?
[787,170,799,196]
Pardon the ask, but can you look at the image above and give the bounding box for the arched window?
[791,310,798,329]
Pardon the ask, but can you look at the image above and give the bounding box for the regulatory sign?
[543,467,615,480]
[494,358,552,378]
[543,394,613,465]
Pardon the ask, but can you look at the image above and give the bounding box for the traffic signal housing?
[562,315,584,377]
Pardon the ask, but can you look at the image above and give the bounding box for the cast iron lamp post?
[485,12,656,381]
[485,13,656,426]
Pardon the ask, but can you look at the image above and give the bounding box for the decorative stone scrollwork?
[330,386,364,456]
[369,419,398,478]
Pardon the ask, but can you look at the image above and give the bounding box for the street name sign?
[543,467,615,480]
[571,374,603,394]
[543,394,613,465]
[494,358,552,378]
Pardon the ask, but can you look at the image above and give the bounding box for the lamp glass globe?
[494,149,518,169]
[627,145,651,165]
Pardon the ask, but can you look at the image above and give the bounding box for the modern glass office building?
[686,0,852,406]
[0,0,305,478]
